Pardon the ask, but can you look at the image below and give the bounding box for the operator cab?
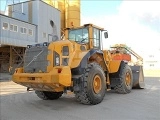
[65,24,108,50]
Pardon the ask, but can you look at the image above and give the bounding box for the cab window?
[93,28,100,49]
[68,27,89,43]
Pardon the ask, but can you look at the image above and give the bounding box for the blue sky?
[0,0,14,11]
[0,0,6,11]
[81,1,121,16]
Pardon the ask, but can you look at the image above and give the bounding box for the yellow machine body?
[13,24,121,92]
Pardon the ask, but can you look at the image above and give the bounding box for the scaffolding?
[0,46,25,73]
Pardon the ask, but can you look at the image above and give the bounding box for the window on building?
[149,55,154,58]
[24,28,27,34]
[10,24,14,31]
[43,32,47,38]
[14,25,18,32]
[20,27,27,34]
[150,64,154,67]
[2,22,8,30]
[28,29,33,36]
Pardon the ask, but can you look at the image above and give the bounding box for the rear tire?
[75,63,106,105]
[114,64,133,94]
[35,91,63,100]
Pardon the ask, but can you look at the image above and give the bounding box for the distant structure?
[143,49,160,70]
[0,0,60,73]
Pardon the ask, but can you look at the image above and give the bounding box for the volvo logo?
[33,56,37,61]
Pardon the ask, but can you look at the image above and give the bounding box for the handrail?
[111,44,143,65]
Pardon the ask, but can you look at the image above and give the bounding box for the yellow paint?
[125,72,131,86]
[70,50,88,68]
[93,75,102,94]
[52,66,71,86]
[13,66,71,92]
[108,60,121,73]
[15,68,24,73]
[47,49,53,72]
[65,0,80,28]
[88,25,93,49]
[103,50,112,62]
[57,0,65,30]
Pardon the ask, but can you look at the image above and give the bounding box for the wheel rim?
[125,72,131,86]
[93,75,102,94]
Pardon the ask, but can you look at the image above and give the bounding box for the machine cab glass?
[93,27,101,49]
[68,27,89,43]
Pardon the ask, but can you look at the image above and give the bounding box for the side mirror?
[104,32,108,38]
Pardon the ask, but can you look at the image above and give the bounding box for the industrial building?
[0,0,80,73]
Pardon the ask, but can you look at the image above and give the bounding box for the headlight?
[54,51,60,66]
[55,56,60,66]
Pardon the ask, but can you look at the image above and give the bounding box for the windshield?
[68,27,89,43]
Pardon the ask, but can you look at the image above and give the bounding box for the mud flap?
[130,66,145,89]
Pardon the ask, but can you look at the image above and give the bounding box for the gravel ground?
[0,77,160,120]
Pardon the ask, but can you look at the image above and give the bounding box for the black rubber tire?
[35,91,63,100]
[75,62,106,105]
[114,64,133,94]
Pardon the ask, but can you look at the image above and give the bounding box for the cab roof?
[65,23,104,30]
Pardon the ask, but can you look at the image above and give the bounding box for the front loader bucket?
[130,66,145,89]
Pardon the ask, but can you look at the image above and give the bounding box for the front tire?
[75,63,106,105]
[35,91,63,100]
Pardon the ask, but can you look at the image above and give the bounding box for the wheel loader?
[12,24,145,105]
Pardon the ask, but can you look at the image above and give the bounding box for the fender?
[109,61,126,77]
[71,49,107,75]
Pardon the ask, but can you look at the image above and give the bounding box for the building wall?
[35,0,61,43]
[8,0,61,43]
[0,14,36,47]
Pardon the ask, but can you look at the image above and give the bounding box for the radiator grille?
[24,46,48,73]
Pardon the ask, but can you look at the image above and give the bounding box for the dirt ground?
[0,76,160,120]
